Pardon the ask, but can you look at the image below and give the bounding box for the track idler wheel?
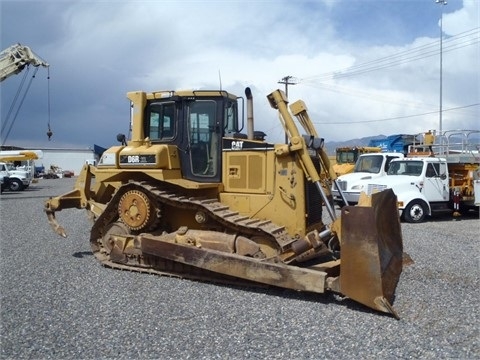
[118,189,157,231]
[102,221,130,254]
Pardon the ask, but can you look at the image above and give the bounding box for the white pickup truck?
[0,161,31,191]
[331,152,404,205]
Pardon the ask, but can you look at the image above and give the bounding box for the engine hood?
[369,175,422,187]
[337,172,379,183]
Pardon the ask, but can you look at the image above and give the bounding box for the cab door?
[423,162,449,201]
[180,99,222,183]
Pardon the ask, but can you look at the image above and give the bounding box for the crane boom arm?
[0,43,49,82]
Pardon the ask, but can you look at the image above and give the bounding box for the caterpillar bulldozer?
[45,88,403,318]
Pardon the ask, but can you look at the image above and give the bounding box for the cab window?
[426,163,440,178]
[147,102,175,141]
[224,100,239,134]
[385,156,400,172]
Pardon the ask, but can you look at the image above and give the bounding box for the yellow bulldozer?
[333,146,381,176]
[45,88,403,318]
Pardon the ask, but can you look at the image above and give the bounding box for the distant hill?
[324,135,388,155]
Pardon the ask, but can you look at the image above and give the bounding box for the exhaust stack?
[245,87,254,140]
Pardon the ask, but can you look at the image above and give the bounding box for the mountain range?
[323,135,387,156]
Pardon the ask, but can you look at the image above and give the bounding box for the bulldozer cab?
[143,91,241,183]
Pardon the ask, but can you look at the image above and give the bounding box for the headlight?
[98,152,117,166]
[351,184,364,190]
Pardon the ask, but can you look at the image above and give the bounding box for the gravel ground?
[0,178,478,360]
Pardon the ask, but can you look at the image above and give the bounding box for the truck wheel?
[403,200,427,223]
[9,179,24,192]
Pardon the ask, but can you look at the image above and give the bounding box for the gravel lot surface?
[1,178,478,359]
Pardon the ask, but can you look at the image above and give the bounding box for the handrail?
[408,129,480,163]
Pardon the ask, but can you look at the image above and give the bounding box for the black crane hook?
[47,125,53,141]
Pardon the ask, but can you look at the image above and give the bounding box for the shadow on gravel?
[424,210,479,223]
[211,281,397,319]
[77,254,399,319]
[0,186,52,199]
[0,194,54,200]
[73,251,94,258]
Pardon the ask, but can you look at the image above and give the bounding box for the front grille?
[337,180,347,191]
[367,184,387,195]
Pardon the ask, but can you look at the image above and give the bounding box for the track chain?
[90,181,298,280]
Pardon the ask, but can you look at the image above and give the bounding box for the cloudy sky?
[1,0,479,150]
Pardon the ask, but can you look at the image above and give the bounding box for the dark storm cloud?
[1,0,478,148]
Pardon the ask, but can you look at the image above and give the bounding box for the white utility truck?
[331,152,404,205]
[363,156,479,223]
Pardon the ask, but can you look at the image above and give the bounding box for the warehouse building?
[1,145,105,177]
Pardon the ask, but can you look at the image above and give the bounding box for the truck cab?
[332,152,404,205]
[0,163,10,193]
[0,162,31,191]
[365,157,450,223]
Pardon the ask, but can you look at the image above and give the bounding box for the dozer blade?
[340,189,403,319]
[139,235,329,293]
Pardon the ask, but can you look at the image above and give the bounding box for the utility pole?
[278,76,297,143]
[278,75,297,98]
[436,0,447,151]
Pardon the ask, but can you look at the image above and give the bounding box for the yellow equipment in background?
[333,146,381,176]
[0,150,39,162]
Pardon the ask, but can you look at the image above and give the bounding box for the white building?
[29,147,99,176]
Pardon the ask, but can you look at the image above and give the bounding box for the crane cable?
[1,68,29,135]
[1,66,40,146]
[46,67,52,140]
[0,66,52,145]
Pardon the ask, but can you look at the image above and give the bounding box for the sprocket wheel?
[118,189,154,231]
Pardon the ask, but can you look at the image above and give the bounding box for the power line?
[291,28,479,127]
[301,81,479,118]
[271,28,479,131]
[301,28,479,82]
[301,81,436,110]
[300,27,479,82]
[313,103,479,125]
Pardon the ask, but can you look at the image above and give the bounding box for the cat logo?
[231,141,244,150]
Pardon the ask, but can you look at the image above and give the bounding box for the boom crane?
[0,43,49,82]
[0,43,52,142]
